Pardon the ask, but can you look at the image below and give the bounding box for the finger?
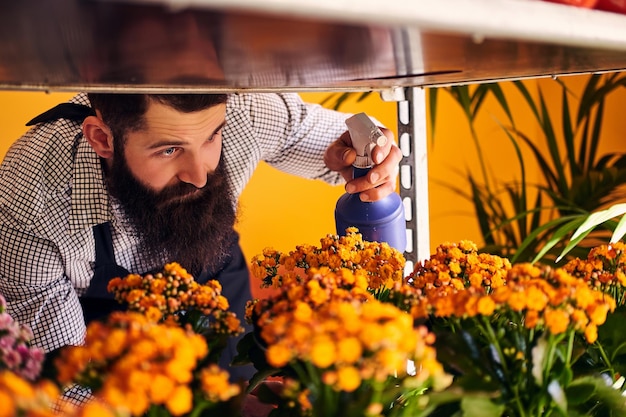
[370,128,395,165]
[323,132,356,173]
[366,144,402,187]
[345,164,398,195]
[359,180,396,202]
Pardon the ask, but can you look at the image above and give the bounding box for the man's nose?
[178,157,208,188]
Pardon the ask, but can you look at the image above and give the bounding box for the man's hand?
[241,380,283,417]
[324,126,401,202]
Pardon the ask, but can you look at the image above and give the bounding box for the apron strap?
[26,102,95,126]
[80,222,130,324]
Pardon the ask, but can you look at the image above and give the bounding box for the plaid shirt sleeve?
[0,112,89,354]
[223,93,350,197]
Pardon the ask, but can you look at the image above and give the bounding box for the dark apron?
[29,103,255,381]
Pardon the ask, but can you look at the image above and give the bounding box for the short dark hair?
[87,93,228,143]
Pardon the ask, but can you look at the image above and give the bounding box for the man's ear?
[82,114,115,159]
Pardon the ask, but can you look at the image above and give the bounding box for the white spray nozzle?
[345,112,387,168]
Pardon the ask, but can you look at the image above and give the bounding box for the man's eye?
[161,147,177,156]
[209,129,223,142]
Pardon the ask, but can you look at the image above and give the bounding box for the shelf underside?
[2,0,626,93]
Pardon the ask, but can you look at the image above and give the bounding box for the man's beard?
[106,151,237,277]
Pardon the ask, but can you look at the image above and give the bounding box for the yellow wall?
[1,77,625,275]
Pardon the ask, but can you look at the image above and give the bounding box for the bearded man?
[0,92,400,397]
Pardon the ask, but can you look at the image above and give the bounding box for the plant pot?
[595,0,626,13]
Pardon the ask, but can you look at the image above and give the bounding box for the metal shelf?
[2,0,626,93]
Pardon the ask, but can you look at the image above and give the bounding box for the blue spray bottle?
[335,113,407,252]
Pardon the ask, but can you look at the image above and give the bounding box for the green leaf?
[565,380,596,405]
[611,214,626,243]
[570,204,626,242]
[486,83,515,127]
[566,375,626,416]
[429,88,439,144]
[460,395,505,417]
[538,89,568,197]
[560,87,579,178]
[532,217,586,264]
[556,226,593,263]
[588,98,605,172]
[576,73,603,124]
[511,215,579,263]
[554,204,626,260]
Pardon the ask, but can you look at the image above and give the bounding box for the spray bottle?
[335,113,407,252]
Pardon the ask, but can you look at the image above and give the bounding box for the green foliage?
[322,74,626,263]
[433,74,626,264]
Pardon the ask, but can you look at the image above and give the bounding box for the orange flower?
[165,385,193,416]
[477,296,496,316]
[199,365,240,402]
[544,308,570,335]
[337,337,363,364]
[310,336,336,368]
[524,309,539,329]
[267,344,292,368]
[584,324,599,344]
[525,286,549,311]
[336,366,361,392]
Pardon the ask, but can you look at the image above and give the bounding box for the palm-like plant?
[323,73,626,263]
[507,74,626,263]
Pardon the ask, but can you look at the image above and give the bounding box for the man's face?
[122,101,226,193]
[105,100,236,276]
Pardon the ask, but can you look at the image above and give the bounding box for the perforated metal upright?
[381,87,430,272]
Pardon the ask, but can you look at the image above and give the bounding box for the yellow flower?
[337,337,363,364]
[310,336,336,368]
[149,374,175,404]
[307,280,328,306]
[584,324,598,343]
[144,306,163,323]
[525,286,549,311]
[165,385,193,416]
[293,301,313,322]
[267,344,292,368]
[0,391,15,417]
[199,365,240,402]
[477,296,496,316]
[544,308,570,335]
[524,309,539,329]
[336,366,361,392]
[0,371,35,399]
[587,303,611,326]
[75,401,119,417]
[127,390,150,415]
[507,290,527,312]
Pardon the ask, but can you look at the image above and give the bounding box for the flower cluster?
[107,262,243,337]
[250,227,406,298]
[0,294,45,381]
[54,311,241,417]
[262,294,446,391]
[388,240,510,317]
[243,230,450,417]
[563,241,626,305]
[403,261,614,345]
[0,369,128,417]
[0,370,60,417]
[384,240,624,417]
[408,240,511,292]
